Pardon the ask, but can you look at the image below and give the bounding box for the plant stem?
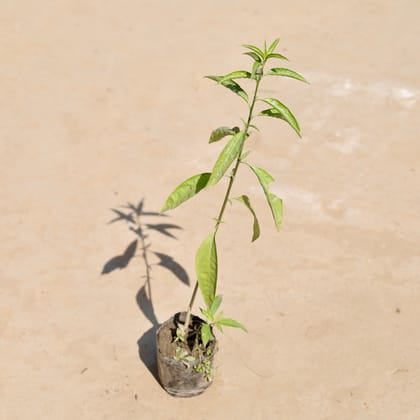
[183,76,262,333]
[215,77,261,232]
[184,278,199,328]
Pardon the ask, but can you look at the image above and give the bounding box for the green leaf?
[200,307,214,322]
[161,173,211,212]
[205,75,248,102]
[217,317,248,332]
[251,61,262,80]
[259,108,286,120]
[234,195,260,242]
[208,294,222,317]
[267,68,308,83]
[209,126,239,144]
[250,165,274,184]
[266,52,289,61]
[242,44,264,60]
[259,107,301,138]
[208,131,245,186]
[201,323,213,347]
[267,192,283,230]
[243,51,261,62]
[268,38,280,54]
[259,98,301,137]
[195,232,218,308]
[260,108,295,130]
[219,70,251,83]
[248,165,283,230]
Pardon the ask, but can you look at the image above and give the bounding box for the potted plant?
[157,39,307,397]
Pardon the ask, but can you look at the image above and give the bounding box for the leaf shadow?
[101,239,138,274]
[146,223,182,239]
[136,285,158,327]
[153,252,189,286]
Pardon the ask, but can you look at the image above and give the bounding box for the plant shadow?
[102,198,189,383]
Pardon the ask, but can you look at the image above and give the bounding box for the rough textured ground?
[1,1,419,419]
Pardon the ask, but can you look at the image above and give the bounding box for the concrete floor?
[1,1,419,419]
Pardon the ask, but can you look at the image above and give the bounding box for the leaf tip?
[204,75,219,83]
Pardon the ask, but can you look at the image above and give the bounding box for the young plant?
[161,39,307,346]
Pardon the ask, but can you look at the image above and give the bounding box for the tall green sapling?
[161,39,307,349]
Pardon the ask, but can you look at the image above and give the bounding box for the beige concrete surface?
[1,1,419,419]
